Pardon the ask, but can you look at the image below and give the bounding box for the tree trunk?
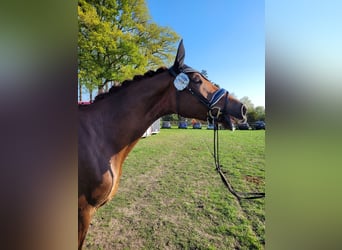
[79,84,82,101]
[98,85,104,94]
[89,89,93,101]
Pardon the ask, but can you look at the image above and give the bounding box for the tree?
[78,0,179,99]
[254,106,265,121]
[246,109,257,123]
[162,114,178,121]
[229,92,237,98]
[200,69,208,78]
[199,69,220,87]
[239,96,255,110]
[239,96,265,123]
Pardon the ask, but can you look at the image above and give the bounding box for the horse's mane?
[80,66,167,105]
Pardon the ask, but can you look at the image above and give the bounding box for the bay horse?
[78,40,247,249]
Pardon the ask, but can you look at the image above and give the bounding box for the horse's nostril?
[242,104,247,117]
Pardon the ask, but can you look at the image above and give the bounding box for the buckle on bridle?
[208,106,222,120]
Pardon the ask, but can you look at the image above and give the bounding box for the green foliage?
[78,0,179,96]
[200,69,208,78]
[240,96,265,122]
[246,106,265,123]
[161,114,178,121]
[255,106,265,121]
[240,96,255,110]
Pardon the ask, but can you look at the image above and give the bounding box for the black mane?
[87,67,168,104]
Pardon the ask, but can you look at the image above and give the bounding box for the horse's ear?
[173,39,185,70]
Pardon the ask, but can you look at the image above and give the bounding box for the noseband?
[168,67,229,121]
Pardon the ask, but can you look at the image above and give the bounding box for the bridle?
[168,66,229,122]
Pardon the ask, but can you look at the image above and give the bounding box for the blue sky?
[146,0,265,107]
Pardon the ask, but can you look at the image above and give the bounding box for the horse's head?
[169,40,247,130]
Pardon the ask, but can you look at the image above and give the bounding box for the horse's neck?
[126,73,173,118]
[92,72,175,146]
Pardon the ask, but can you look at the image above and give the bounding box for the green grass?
[84,129,265,249]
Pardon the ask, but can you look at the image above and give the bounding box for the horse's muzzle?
[220,103,248,130]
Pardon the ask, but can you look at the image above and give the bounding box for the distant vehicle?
[207,123,215,130]
[161,121,171,129]
[178,121,188,129]
[254,121,266,130]
[237,122,251,130]
[192,122,202,129]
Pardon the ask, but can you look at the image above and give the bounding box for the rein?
[212,117,265,200]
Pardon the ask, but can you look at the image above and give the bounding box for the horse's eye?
[193,77,202,84]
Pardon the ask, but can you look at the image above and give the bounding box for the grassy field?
[84,128,265,250]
